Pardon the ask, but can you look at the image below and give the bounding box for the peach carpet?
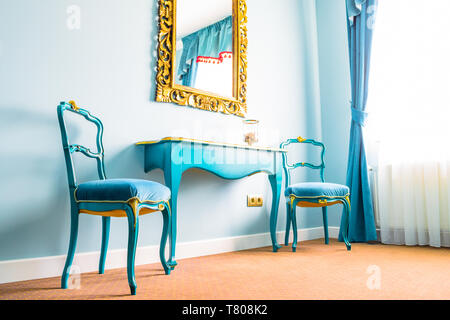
[1,239,449,300]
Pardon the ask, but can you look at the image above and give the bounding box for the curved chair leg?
[322,207,329,245]
[99,216,110,274]
[61,208,79,289]
[126,203,139,295]
[284,202,291,246]
[291,203,298,252]
[160,206,171,275]
[342,199,352,251]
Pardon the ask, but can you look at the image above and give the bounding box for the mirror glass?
[175,0,233,99]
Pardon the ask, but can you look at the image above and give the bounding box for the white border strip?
[0,227,339,284]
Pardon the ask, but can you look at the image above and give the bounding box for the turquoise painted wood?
[137,138,286,263]
[57,101,171,295]
[281,137,351,252]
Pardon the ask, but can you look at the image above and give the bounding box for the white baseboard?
[0,226,339,284]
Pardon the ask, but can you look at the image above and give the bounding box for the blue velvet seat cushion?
[75,179,171,203]
[285,182,349,198]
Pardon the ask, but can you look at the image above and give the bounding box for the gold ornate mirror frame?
[156,0,248,117]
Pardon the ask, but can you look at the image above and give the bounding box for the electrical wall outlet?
[247,194,263,207]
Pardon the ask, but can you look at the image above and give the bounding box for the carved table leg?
[164,164,182,269]
[268,171,282,252]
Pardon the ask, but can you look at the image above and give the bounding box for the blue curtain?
[338,0,378,242]
[177,16,233,87]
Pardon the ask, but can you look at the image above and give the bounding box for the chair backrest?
[57,101,106,194]
[280,136,326,189]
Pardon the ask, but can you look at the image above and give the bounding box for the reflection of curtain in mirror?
[195,51,232,97]
[366,0,450,247]
[177,16,232,89]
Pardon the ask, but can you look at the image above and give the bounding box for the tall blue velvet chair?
[57,101,171,295]
[281,137,351,252]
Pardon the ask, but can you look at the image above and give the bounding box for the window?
[367,0,450,164]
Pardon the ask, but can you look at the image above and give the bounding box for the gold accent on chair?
[297,136,307,143]
[68,100,79,111]
[290,195,295,207]
[345,195,351,209]
[296,201,340,208]
[155,0,248,117]
[127,198,140,228]
[78,208,159,218]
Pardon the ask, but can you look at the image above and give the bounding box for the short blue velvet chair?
[57,101,171,295]
[281,137,351,252]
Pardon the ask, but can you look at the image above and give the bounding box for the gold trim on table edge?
[155,0,248,117]
[136,137,288,152]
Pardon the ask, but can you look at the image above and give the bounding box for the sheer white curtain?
[367,0,450,247]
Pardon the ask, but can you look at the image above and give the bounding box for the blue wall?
[315,0,351,227]
[0,0,326,261]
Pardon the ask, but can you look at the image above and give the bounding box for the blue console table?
[136,137,287,268]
